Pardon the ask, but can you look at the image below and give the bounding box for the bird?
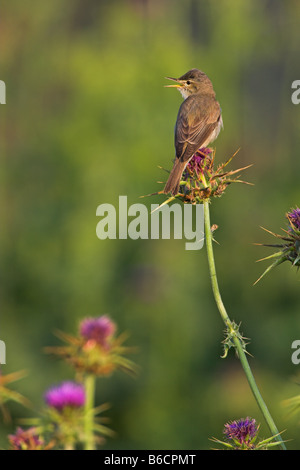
[163,69,223,195]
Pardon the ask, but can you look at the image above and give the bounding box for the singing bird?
[163,69,223,195]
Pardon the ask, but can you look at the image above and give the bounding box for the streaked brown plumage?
[164,69,223,195]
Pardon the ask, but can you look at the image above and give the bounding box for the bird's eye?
[186,80,191,85]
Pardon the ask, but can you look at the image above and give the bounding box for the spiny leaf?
[150,196,176,214]
[219,147,241,169]
[216,164,253,179]
[293,254,300,266]
[260,226,292,242]
[209,437,235,449]
[253,257,287,285]
[256,251,285,262]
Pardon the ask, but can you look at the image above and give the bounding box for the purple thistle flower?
[79,315,116,347]
[44,381,85,411]
[223,417,257,445]
[183,147,212,180]
[287,207,300,231]
[9,427,44,450]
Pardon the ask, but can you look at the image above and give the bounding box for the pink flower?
[287,207,300,231]
[9,427,45,450]
[79,315,116,347]
[44,381,85,411]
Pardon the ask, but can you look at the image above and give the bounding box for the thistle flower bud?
[255,207,300,284]
[45,315,136,376]
[211,417,284,450]
[224,417,257,447]
[160,148,251,204]
[9,427,51,450]
[79,315,116,348]
[182,147,212,180]
[287,207,300,232]
[44,381,85,411]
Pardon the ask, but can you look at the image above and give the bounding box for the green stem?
[203,200,286,450]
[84,374,96,450]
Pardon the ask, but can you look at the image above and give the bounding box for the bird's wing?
[175,96,221,163]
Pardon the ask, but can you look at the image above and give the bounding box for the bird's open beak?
[164,77,184,88]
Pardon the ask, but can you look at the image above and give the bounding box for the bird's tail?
[163,159,187,196]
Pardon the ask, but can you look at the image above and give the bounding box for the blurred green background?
[1,0,300,450]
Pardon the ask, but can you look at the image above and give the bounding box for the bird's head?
[165,69,214,99]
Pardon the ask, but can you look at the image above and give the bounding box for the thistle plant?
[8,427,54,450]
[255,207,300,284]
[0,368,31,423]
[45,315,136,377]
[45,315,136,450]
[161,149,287,450]
[157,147,252,205]
[282,384,300,423]
[39,381,112,450]
[1,315,135,450]
[211,417,284,450]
